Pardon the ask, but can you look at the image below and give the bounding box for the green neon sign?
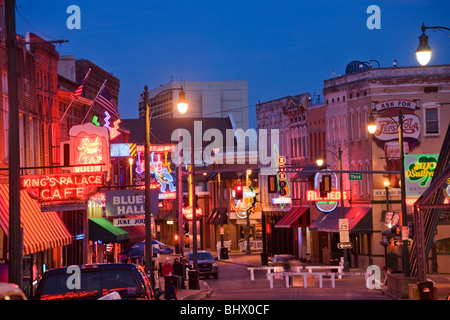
[405,154,439,198]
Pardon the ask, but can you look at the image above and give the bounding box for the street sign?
[339,219,350,243]
[338,242,353,249]
[402,226,409,240]
[349,173,363,180]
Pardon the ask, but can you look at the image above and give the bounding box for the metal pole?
[6,0,22,287]
[398,109,410,277]
[219,171,224,248]
[190,137,198,278]
[178,129,184,260]
[143,86,154,285]
[338,147,349,272]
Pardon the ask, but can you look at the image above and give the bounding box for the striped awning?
[0,184,73,256]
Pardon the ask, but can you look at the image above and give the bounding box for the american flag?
[72,68,91,99]
[97,86,120,120]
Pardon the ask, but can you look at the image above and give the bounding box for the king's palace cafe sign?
[21,173,104,203]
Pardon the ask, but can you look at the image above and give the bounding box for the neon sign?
[314,169,339,213]
[405,154,439,198]
[75,137,103,173]
[103,111,121,139]
[182,206,203,221]
[21,173,104,203]
[274,145,290,209]
[306,190,349,202]
[134,145,176,194]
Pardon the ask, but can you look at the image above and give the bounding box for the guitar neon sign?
[134,145,176,194]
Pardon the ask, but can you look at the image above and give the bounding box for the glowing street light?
[415,23,450,66]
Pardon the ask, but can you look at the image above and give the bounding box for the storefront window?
[436,238,450,255]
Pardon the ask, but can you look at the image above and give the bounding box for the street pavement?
[172,251,450,300]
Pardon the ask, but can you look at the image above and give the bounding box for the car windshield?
[188,252,213,261]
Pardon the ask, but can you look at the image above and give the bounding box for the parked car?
[0,283,27,300]
[185,251,218,279]
[34,263,154,300]
[268,254,300,269]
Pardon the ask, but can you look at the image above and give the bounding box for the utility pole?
[6,0,22,287]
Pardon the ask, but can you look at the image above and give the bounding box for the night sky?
[15,0,450,129]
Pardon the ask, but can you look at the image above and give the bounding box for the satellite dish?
[345,61,370,74]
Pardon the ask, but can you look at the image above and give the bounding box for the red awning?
[121,224,145,243]
[0,184,73,256]
[275,206,309,228]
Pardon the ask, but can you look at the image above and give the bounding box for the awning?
[121,225,145,243]
[89,218,129,243]
[207,208,228,224]
[206,209,218,224]
[275,206,310,228]
[309,207,372,233]
[0,184,73,256]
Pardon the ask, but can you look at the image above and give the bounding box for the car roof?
[40,263,139,275]
[0,283,27,299]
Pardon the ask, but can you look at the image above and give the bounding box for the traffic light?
[251,196,257,208]
[408,223,414,239]
[235,184,243,200]
[319,175,331,197]
[182,195,189,208]
[390,225,401,236]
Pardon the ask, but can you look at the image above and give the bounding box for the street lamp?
[368,109,409,277]
[415,23,450,66]
[143,85,188,286]
[384,179,390,211]
[316,146,349,272]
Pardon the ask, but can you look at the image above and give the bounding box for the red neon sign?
[21,173,104,203]
[306,190,349,202]
[74,136,106,173]
[182,206,203,221]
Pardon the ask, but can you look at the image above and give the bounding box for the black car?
[34,263,154,300]
[186,251,218,279]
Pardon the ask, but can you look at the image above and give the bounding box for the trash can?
[165,275,179,289]
[220,247,229,260]
[260,252,269,266]
[188,270,199,290]
[418,281,434,300]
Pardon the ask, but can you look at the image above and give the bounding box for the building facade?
[139,80,249,131]
[320,62,450,272]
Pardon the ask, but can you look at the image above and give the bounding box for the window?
[2,70,7,94]
[436,238,450,254]
[424,107,439,135]
[3,95,8,160]
[350,111,355,141]
[357,110,361,140]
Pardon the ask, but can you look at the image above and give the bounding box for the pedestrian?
[162,257,173,276]
[172,258,184,289]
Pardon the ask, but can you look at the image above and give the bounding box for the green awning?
[89,218,129,243]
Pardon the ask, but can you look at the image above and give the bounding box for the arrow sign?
[337,242,353,249]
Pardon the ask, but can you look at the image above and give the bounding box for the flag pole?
[82,79,107,124]
[59,68,91,123]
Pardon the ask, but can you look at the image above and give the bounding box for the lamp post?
[143,85,188,286]
[316,146,349,272]
[415,23,450,66]
[384,179,390,211]
[368,109,409,277]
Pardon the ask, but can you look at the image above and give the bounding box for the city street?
[200,253,393,300]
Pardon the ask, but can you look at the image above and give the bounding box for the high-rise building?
[138,80,249,131]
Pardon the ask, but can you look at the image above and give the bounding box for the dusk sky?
[15,0,450,129]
